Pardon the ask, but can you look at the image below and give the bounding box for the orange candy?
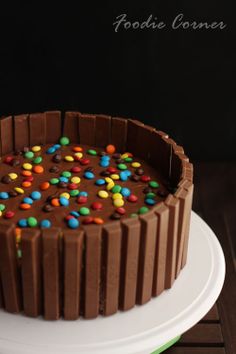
[93,217,104,225]
[40,182,50,191]
[21,170,32,177]
[51,198,60,207]
[20,203,31,210]
[106,144,116,154]
[73,146,83,152]
[21,181,32,188]
[33,165,44,174]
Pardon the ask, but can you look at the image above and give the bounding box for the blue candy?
[18,219,28,227]
[145,198,156,206]
[0,192,9,199]
[70,211,80,218]
[23,197,34,205]
[100,161,109,168]
[30,191,41,200]
[124,170,131,177]
[53,144,61,150]
[59,176,69,183]
[84,171,95,179]
[60,197,69,207]
[121,187,131,197]
[46,147,56,154]
[101,155,110,160]
[68,218,80,229]
[40,219,51,228]
[120,171,128,181]
[95,179,106,186]
[79,191,88,197]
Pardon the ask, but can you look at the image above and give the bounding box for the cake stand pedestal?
[0,212,225,354]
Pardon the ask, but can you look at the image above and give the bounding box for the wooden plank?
[201,304,220,322]
[178,324,223,345]
[166,348,226,354]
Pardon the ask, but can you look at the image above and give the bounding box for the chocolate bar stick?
[14,114,29,150]
[45,111,62,143]
[95,114,111,147]
[63,112,80,143]
[111,117,127,152]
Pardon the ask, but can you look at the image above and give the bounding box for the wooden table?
[166,162,236,354]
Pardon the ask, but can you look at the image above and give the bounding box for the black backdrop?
[0,2,235,161]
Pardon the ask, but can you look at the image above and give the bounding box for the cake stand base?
[0,212,225,354]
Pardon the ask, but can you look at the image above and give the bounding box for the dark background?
[0,2,235,161]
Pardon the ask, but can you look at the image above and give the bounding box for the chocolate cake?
[0,111,193,320]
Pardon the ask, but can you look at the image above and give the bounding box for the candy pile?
[0,137,167,230]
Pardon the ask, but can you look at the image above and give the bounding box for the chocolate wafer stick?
[152,202,169,296]
[0,222,22,313]
[45,111,62,143]
[21,229,42,317]
[84,225,102,319]
[126,119,144,155]
[78,113,96,145]
[0,116,13,155]
[101,221,122,316]
[165,195,180,288]
[42,228,60,320]
[181,182,194,268]
[137,212,157,304]
[14,114,29,151]
[119,217,141,311]
[63,230,84,320]
[63,112,80,143]
[95,114,111,147]
[111,117,127,152]
[29,113,46,146]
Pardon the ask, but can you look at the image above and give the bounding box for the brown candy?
[52,154,62,163]
[9,191,18,197]
[135,168,144,176]
[43,204,54,212]
[49,166,60,173]
[112,153,121,159]
[58,182,68,189]
[1,175,11,184]
[11,159,20,167]
[131,174,140,182]
[100,170,110,177]
[110,212,121,220]
[143,186,153,194]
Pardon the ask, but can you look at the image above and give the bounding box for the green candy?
[0,204,6,211]
[139,206,149,215]
[70,189,79,197]
[33,156,42,164]
[61,171,71,178]
[149,181,159,188]
[79,207,90,216]
[124,157,133,163]
[117,163,127,170]
[111,185,122,193]
[130,213,138,218]
[87,149,97,156]
[24,151,34,159]
[60,136,70,146]
[146,192,156,199]
[17,249,22,259]
[27,217,38,227]
[50,178,59,185]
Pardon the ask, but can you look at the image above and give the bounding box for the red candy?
[80,158,90,165]
[91,201,103,210]
[4,211,15,219]
[65,215,75,221]
[141,175,151,182]
[23,176,34,182]
[127,194,138,202]
[4,156,13,164]
[74,155,81,162]
[71,166,82,173]
[68,183,78,190]
[77,196,87,204]
[107,167,117,174]
[83,216,94,224]
[116,207,126,215]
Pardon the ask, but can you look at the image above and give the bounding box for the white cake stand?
[0,212,225,354]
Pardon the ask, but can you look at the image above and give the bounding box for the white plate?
[0,212,225,354]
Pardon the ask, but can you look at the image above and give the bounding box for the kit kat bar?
[149,130,172,180]
[170,150,189,187]
[126,119,144,156]
[152,203,169,296]
[84,225,102,319]
[164,195,180,288]
[111,117,127,152]
[63,230,84,320]
[0,116,14,155]
[95,114,111,147]
[78,113,96,145]
[63,111,80,143]
[29,113,46,146]
[119,218,141,311]
[0,222,22,313]
[21,229,42,317]
[101,222,122,316]
[14,114,29,151]
[42,228,61,320]
[45,111,62,143]
[136,212,157,305]
[181,182,194,268]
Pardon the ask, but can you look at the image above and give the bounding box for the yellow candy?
[110,174,120,180]
[8,173,18,180]
[74,152,83,159]
[71,176,81,184]
[64,156,74,162]
[23,163,32,170]
[0,211,2,217]
[105,177,113,183]
[14,187,24,194]
[113,198,124,207]
[60,192,70,199]
[131,162,141,168]
[106,181,115,190]
[121,153,129,159]
[32,145,41,152]
[98,190,109,199]
[112,193,123,200]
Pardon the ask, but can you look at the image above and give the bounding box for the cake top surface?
[0,137,169,230]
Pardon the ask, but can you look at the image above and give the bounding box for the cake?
[0,111,193,320]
